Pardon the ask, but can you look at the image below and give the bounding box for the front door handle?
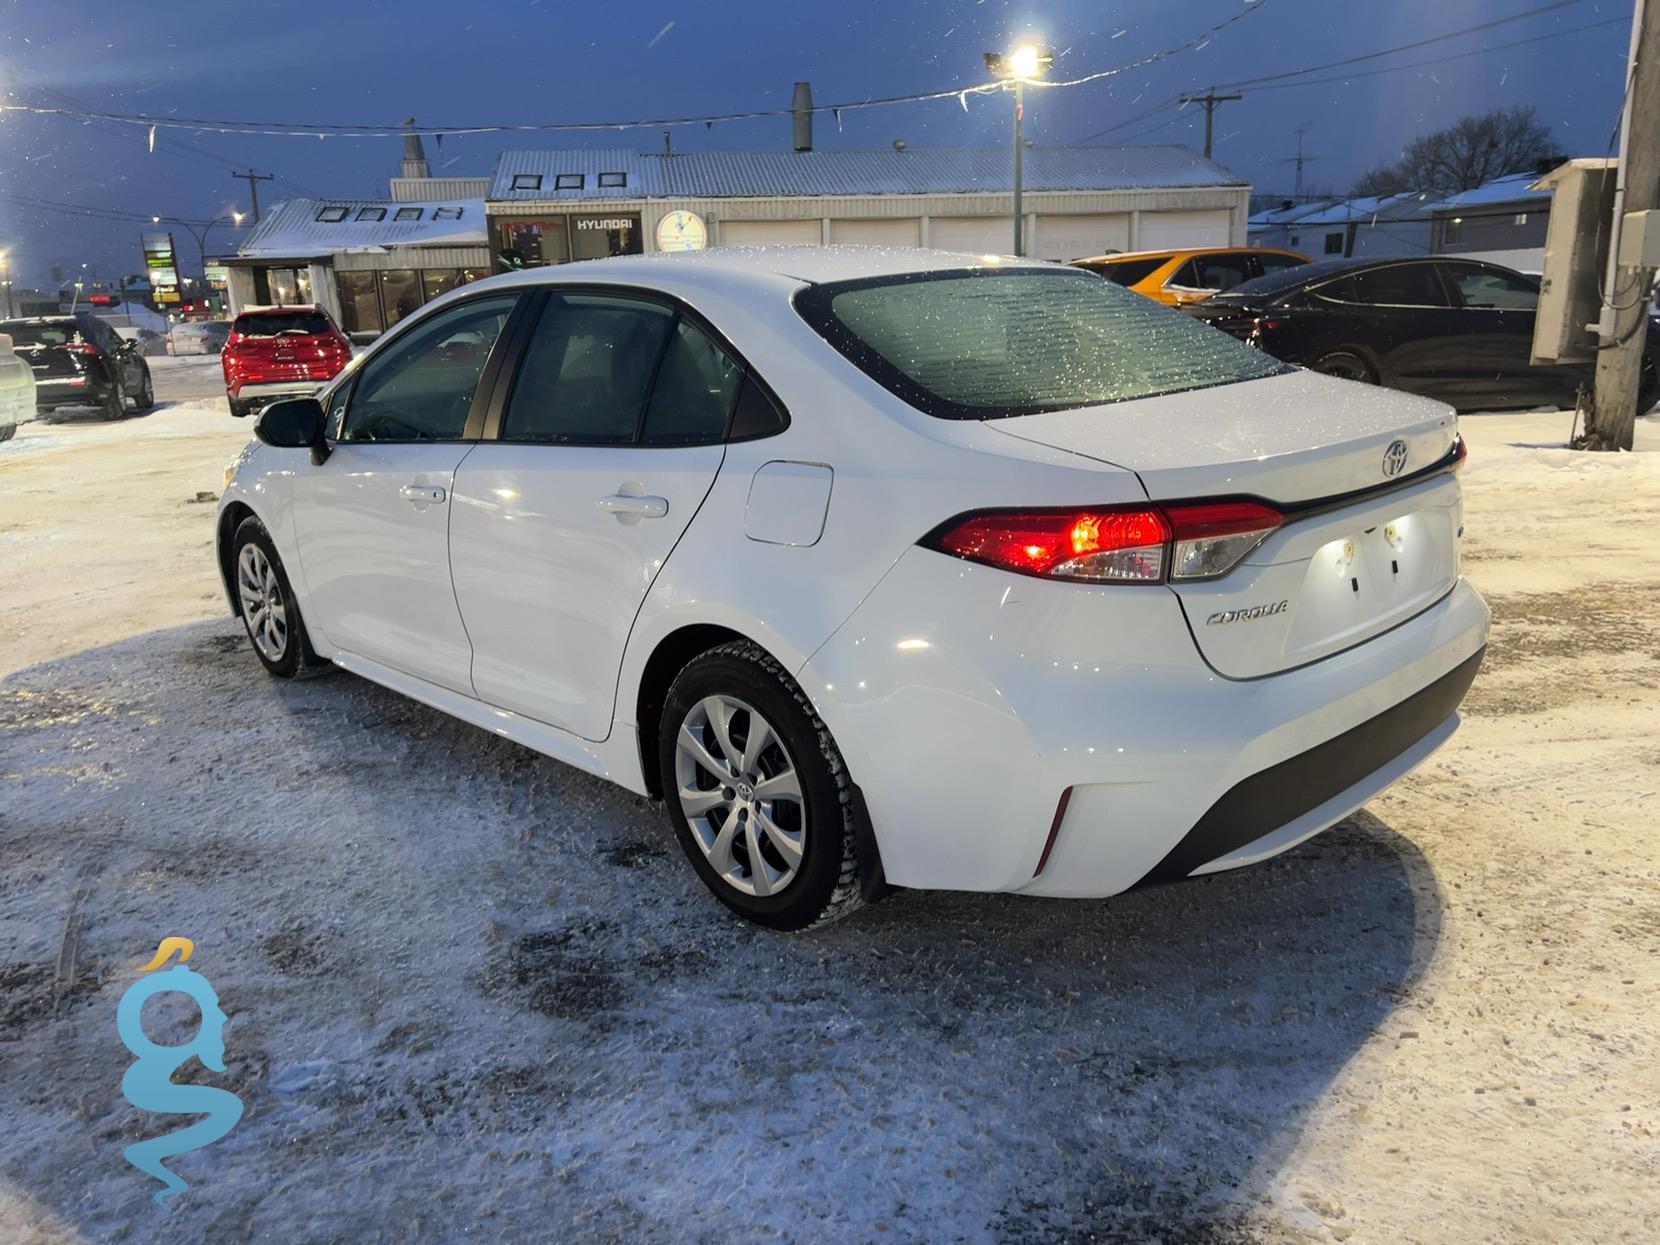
[400,483,447,505]
[596,493,669,519]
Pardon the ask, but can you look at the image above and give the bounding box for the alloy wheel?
[674,694,806,897]
[236,544,288,662]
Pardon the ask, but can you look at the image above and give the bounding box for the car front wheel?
[231,516,331,680]
[658,641,862,930]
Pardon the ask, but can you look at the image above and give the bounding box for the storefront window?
[497,219,568,268]
[421,269,463,302]
[264,266,312,305]
[378,269,420,328]
[570,214,643,262]
[336,271,382,337]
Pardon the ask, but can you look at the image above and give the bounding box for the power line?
[0,3,1273,141]
[1073,0,1594,143]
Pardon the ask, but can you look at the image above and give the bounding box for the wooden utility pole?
[1178,87,1242,160]
[1583,0,1659,451]
[230,170,274,225]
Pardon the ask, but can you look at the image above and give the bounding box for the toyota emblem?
[1382,439,1409,478]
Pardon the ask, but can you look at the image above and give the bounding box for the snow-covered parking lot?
[2,366,1657,1243]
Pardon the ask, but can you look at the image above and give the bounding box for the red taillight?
[924,499,1282,585]
[926,506,1171,583]
[60,341,101,356]
[1451,434,1468,471]
[1253,317,1284,333]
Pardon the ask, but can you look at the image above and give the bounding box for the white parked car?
[216,248,1489,929]
[0,332,38,442]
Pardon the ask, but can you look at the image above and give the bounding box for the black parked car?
[1189,256,1660,414]
[0,313,155,420]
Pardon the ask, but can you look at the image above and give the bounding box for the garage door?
[1136,210,1233,251]
[718,219,822,247]
[828,218,921,247]
[929,217,1016,255]
[1033,213,1131,262]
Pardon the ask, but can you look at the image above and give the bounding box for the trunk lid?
[988,369,1462,678]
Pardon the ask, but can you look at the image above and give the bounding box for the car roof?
[486,245,1057,292]
[1069,246,1305,266]
[236,304,327,315]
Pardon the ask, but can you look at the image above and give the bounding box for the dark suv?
[0,313,155,420]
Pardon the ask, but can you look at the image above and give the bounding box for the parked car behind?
[1070,246,1311,306]
[0,313,155,421]
[1189,256,1660,413]
[167,320,231,356]
[222,305,352,418]
[0,332,38,442]
[113,325,169,357]
[217,248,1488,931]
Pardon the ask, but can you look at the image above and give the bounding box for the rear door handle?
[596,493,669,518]
[399,483,447,505]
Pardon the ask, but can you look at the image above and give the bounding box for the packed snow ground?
[1,369,1657,1243]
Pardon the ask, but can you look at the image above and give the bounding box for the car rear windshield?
[793,268,1285,419]
[1209,259,1359,302]
[233,311,330,337]
[1083,257,1167,287]
[0,321,82,347]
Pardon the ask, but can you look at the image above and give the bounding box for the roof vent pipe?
[792,82,813,152]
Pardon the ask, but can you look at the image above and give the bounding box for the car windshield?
[794,268,1286,419]
[1,321,82,347]
[233,311,330,337]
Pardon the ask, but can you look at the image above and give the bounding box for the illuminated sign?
[141,232,181,304]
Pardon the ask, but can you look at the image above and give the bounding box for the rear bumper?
[227,379,325,405]
[35,376,110,408]
[799,548,1490,897]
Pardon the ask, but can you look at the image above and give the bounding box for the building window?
[357,207,387,222]
[336,271,382,337]
[1324,232,1344,255]
[378,270,420,328]
[315,206,349,223]
[1289,234,1299,246]
[510,174,542,191]
[1444,216,1463,244]
[1513,212,1529,226]
[570,213,644,262]
[394,207,424,222]
[555,173,586,191]
[262,266,313,305]
[431,206,463,221]
[598,172,627,188]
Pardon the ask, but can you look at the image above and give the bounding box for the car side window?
[1192,254,1251,292]
[640,319,744,446]
[1447,266,1538,311]
[501,294,677,444]
[340,295,517,442]
[1344,265,1450,307]
[1168,260,1201,288]
[325,376,354,440]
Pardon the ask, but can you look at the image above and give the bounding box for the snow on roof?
[488,145,1246,200]
[1248,199,1338,227]
[236,198,487,260]
[1433,172,1552,211]
[1293,192,1444,226]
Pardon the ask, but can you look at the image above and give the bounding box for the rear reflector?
[924,500,1281,585]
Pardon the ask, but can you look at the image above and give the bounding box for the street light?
[984,42,1053,257]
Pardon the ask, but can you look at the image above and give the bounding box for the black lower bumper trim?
[1134,646,1485,888]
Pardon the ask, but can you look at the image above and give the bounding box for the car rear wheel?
[1310,349,1378,384]
[231,516,331,680]
[132,367,155,411]
[658,641,862,931]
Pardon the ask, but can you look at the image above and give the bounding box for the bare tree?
[1353,106,1560,196]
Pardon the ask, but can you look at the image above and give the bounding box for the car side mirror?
[253,397,331,465]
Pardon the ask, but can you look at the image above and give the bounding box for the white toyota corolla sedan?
[217,247,1489,929]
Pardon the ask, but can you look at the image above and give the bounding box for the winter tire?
[231,516,331,680]
[1310,349,1378,384]
[658,640,862,931]
[103,377,127,421]
[133,367,155,411]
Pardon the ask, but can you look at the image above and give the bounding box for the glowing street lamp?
[984,42,1053,257]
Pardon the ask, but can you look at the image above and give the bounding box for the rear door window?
[1342,265,1450,307]
[1445,265,1538,310]
[1085,256,1166,287]
[795,268,1285,419]
[1189,254,1252,292]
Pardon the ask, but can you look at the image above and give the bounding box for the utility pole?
[1282,124,1324,200]
[231,171,273,224]
[1178,87,1242,160]
[1583,0,1659,452]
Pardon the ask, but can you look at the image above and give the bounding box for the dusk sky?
[0,0,1636,287]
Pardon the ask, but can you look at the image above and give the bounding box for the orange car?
[1070,246,1312,306]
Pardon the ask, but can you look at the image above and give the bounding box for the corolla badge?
[1382,439,1410,478]
[116,938,244,1204]
[1206,599,1289,626]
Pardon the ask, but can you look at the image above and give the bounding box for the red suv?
[222,305,351,418]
